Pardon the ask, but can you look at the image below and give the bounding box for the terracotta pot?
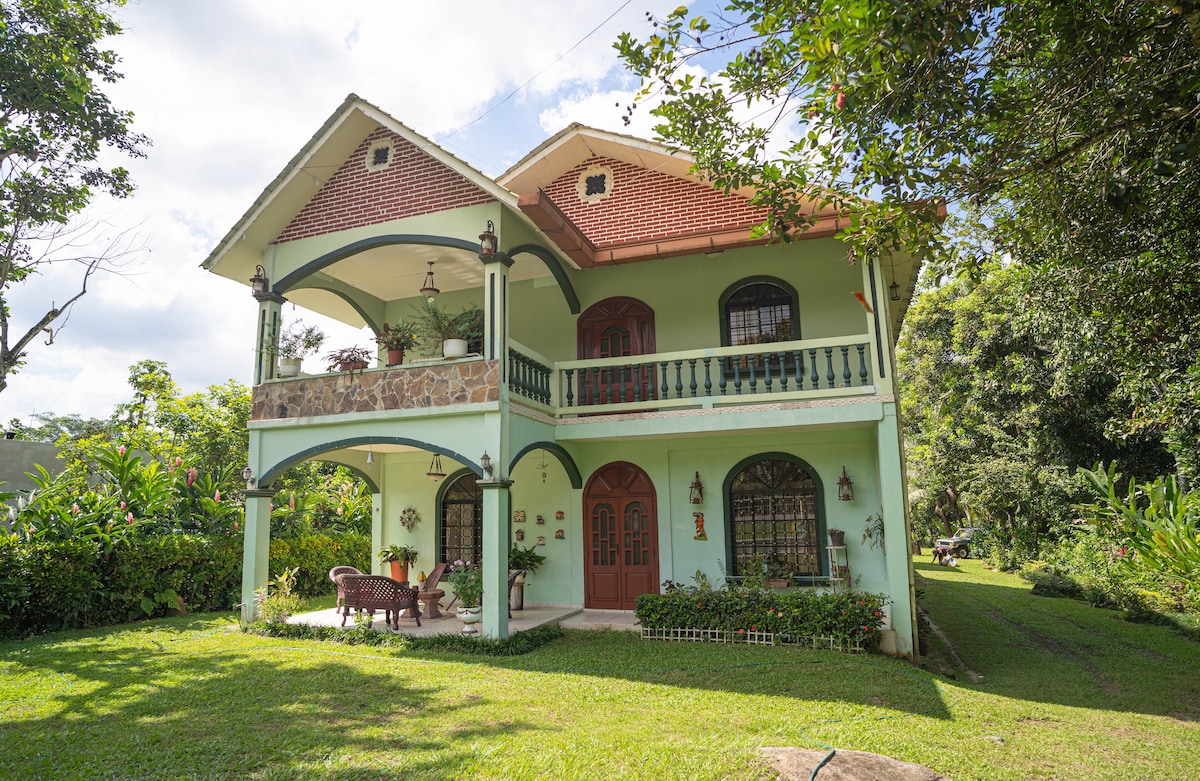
[388,560,409,583]
[386,348,404,366]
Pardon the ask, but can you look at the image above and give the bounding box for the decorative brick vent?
[543,155,767,248]
[275,127,495,244]
[251,360,500,420]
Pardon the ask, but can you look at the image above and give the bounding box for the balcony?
[250,335,878,424]
[508,334,878,416]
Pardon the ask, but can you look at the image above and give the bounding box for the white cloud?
[0,0,708,425]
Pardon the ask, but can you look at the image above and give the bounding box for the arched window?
[440,472,481,564]
[726,456,823,579]
[720,279,799,348]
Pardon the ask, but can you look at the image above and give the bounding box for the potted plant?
[508,543,548,610]
[274,321,325,377]
[378,544,419,582]
[861,512,885,551]
[828,527,846,547]
[375,319,418,366]
[413,299,483,359]
[445,559,484,634]
[763,554,793,589]
[324,346,374,376]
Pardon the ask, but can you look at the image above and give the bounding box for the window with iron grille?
[723,281,797,347]
[728,457,822,578]
[441,473,482,565]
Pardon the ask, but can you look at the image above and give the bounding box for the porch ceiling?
[280,242,556,328]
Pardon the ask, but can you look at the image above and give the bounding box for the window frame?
[437,469,482,565]
[722,453,828,583]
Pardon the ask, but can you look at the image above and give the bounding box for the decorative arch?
[510,441,582,488]
[259,436,481,487]
[722,452,827,580]
[273,234,478,294]
[718,275,800,347]
[507,243,581,314]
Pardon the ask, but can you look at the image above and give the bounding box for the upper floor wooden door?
[584,461,658,610]
[577,297,656,405]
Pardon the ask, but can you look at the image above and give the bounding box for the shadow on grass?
[915,559,1200,720]
[0,619,537,780]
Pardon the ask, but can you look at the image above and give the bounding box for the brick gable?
[542,156,766,248]
[274,127,495,244]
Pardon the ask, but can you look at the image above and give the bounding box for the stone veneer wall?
[251,360,500,420]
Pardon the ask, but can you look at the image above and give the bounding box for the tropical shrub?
[635,584,887,648]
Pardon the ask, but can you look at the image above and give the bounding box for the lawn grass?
[0,559,1197,780]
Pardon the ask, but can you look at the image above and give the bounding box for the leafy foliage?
[636,580,887,646]
[0,0,150,392]
[242,621,565,656]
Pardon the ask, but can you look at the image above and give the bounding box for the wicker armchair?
[338,574,421,631]
[328,566,363,609]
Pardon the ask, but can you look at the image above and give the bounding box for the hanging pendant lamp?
[419,262,440,300]
[426,453,446,481]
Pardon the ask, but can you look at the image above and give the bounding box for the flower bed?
[635,586,887,652]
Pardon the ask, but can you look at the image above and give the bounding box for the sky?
[1,0,715,426]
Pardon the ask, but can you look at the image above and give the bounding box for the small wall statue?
[693,512,707,540]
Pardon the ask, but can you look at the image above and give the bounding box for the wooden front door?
[577,297,656,405]
[584,462,658,609]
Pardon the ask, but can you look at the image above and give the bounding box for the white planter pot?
[457,605,482,635]
[442,339,469,358]
[277,357,303,378]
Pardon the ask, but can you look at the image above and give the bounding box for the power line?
[439,0,633,142]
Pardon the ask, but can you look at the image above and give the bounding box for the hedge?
[635,588,888,649]
[0,531,371,638]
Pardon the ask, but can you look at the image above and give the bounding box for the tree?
[0,0,149,394]
[898,263,1174,548]
[618,1,1200,475]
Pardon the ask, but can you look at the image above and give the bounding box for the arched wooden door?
[577,296,656,405]
[583,462,658,609]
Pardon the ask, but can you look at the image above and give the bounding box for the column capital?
[244,488,278,499]
[253,291,289,305]
[480,251,514,268]
[476,478,514,490]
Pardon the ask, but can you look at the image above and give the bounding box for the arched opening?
[583,461,658,609]
[439,470,482,565]
[724,454,825,580]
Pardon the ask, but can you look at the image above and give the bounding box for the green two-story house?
[204,94,924,657]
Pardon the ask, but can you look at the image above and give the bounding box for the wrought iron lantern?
[242,466,255,489]
[688,472,704,504]
[889,280,901,301]
[250,265,269,298]
[480,451,493,479]
[478,220,497,259]
[837,467,855,502]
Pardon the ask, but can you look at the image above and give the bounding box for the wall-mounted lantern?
[478,220,497,259]
[242,466,255,489]
[688,472,704,504]
[837,467,855,502]
[480,451,493,479]
[250,265,270,299]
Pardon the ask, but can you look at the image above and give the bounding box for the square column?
[479,478,513,639]
[253,292,287,385]
[877,404,916,658]
[241,488,277,622]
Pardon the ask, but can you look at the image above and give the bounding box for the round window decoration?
[365,140,394,172]
[576,164,614,204]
